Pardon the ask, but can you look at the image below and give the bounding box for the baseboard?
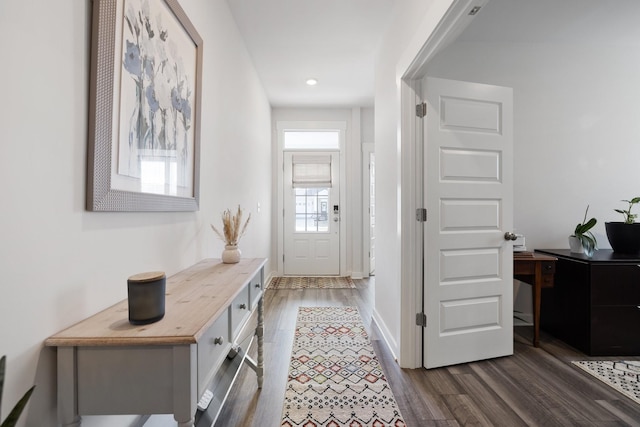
[265,271,275,288]
[514,312,533,326]
[132,415,150,427]
[372,307,399,362]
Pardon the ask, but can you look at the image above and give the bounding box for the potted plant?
[605,197,640,254]
[211,205,251,264]
[569,205,597,256]
[1,355,35,427]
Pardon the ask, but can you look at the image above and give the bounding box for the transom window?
[284,130,340,150]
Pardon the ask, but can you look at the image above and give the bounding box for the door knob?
[504,232,517,241]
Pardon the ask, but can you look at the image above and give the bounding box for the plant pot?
[568,235,595,257]
[568,236,584,254]
[605,222,640,254]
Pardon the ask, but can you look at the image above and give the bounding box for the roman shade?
[292,155,332,188]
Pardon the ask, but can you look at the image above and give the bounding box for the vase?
[569,236,595,257]
[222,245,241,264]
[568,236,584,254]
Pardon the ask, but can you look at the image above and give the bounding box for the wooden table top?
[45,258,267,347]
[513,251,557,261]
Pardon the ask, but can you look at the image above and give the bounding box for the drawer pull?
[239,303,247,310]
[255,283,261,288]
[213,337,224,345]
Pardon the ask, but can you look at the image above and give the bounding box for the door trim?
[396,0,490,368]
[276,121,347,276]
[362,143,374,277]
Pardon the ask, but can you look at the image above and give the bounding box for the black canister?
[127,271,166,325]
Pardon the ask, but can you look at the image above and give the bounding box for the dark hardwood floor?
[215,278,640,427]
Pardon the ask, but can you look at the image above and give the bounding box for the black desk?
[536,249,640,356]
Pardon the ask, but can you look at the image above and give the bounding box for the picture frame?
[87,0,202,211]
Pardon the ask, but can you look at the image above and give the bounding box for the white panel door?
[283,151,340,275]
[423,77,514,369]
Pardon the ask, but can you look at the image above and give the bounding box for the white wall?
[427,40,640,315]
[0,1,272,426]
[373,0,450,360]
[361,108,375,144]
[271,108,371,278]
[428,41,640,249]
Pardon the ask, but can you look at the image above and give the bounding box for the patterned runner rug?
[281,306,406,427]
[572,360,640,404]
[269,276,355,290]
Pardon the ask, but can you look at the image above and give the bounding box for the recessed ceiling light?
[306,78,318,86]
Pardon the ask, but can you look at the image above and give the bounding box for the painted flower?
[123,41,142,79]
[171,87,183,112]
[146,85,160,114]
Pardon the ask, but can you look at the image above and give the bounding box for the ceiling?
[458,0,640,44]
[226,0,396,107]
[226,0,640,108]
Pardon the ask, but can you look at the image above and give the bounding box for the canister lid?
[128,271,166,283]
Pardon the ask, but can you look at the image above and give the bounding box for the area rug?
[572,360,640,405]
[280,306,406,427]
[268,276,355,290]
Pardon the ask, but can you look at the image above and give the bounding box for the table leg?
[173,345,197,427]
[256,296,264,388]
[532,264,542,347]
[58,347,82,426]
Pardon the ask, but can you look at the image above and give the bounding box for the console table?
[45,258,267,426]
[536,249,640,356]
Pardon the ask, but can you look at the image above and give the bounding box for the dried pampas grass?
[211,205,251,246]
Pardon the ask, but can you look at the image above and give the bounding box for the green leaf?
[575,217,597,234]
[631,197,640,204]
[577,233,597,252]
[1,385,35,427]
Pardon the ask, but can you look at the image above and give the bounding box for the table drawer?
[249,273,263,309]
[591,305,640,355]
[591,264,640,305]
[230,285,250,339]
[197,313,230,396]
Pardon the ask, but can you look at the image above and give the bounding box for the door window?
[295,188,330,232]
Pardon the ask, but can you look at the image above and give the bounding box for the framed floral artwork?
[87,0,202,211]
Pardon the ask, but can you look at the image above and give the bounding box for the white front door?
[423,77,514,368]
[283,151,340,275]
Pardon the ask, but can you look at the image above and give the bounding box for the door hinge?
[416,102,427,118]
[416,208,427,222]
[416,312,427,327]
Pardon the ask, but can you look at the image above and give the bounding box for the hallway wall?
[0,1,271,425]
[373,0,453,364]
